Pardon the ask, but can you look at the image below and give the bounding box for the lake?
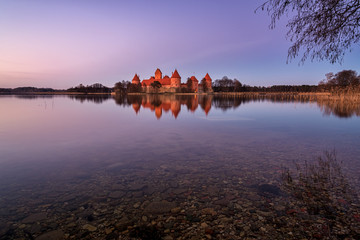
[1,94,359,239]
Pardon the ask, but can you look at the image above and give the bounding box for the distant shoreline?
[2,91,360,99]
[0,92,111,95]
[213,92,331,96]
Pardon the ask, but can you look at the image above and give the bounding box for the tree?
[128,83,142,93]
[234,79,242,92]
[114,81,130,94]
[259,0,360,64]
[213,76,235,92]
[320,70,360,87]
[336,70,360,86]
[200,78,208,92]
[150,81,162,92]
[186,78,193,92]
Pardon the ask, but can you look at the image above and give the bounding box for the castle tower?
[190,76,199,92]
[132,74,140,84]
[155,68,162,80]
[170,69,181,88]
[204,73,213,91]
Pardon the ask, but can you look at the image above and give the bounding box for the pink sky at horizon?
[1,0,359,89]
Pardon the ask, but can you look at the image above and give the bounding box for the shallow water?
[0,94,359,239]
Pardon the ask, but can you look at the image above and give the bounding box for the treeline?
[0,87,56,93]
[0,83,114,94]
[243,85,318,92]
[213,70,359,93]
[67,83,112,93]
[213,76,318,92]
[2,70,358,95]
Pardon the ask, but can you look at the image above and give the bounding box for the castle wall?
[171,78,181,88]
[205,80,212,90]
[192,81,199,92]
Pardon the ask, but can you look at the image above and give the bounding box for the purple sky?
[0,0,359,89]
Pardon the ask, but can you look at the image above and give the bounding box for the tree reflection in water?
[111,93,360,119]
[67,94,112,104]
[21,93,357,119]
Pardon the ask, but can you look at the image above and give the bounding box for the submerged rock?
[35,230,64,240]
[108,191,125,199]
[144,201,177,214]
[128,183,147,191]
[82,224,97,232]
[129,225,162,240]
[258,184,282,197]
[22,213,47,223]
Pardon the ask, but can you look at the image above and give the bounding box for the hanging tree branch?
[257,0,360,64]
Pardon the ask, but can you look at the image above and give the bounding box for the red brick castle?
[131,68,212,93]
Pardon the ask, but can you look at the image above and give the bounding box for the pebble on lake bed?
[82,224,97,232]
[144,201,177,214]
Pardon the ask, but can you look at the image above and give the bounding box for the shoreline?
[2,91,360,99]
[0,92,111,95]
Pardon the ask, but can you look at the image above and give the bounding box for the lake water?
[0,94,360,239]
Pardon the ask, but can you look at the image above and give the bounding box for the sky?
[0,0,359,89]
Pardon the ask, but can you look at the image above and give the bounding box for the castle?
[131,68,213,93]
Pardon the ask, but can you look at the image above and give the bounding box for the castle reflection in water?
[119,94,213,119]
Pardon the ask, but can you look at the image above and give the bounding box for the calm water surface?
[0,94,359,239]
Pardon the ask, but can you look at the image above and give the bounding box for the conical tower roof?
[171,69,181,78]
[132,74,140,81]
[190,76,198,82]
[204,73,212,81]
